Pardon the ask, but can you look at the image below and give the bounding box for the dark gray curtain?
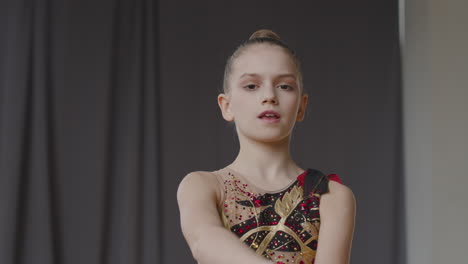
[1,0,404,264]
[0,0,160,264]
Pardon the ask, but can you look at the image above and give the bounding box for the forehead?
[230,44,297,79]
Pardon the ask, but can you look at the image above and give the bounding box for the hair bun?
[248,29,281,41]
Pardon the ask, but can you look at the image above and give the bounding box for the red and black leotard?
[212,167,343,264]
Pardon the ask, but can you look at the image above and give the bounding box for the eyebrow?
[239,73,297,80]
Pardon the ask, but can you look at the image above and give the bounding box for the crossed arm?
[177,171,271,264]
[177,172,356,264]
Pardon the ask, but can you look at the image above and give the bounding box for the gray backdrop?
[160,1,404,263]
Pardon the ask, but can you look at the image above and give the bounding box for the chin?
[247,131,290,143]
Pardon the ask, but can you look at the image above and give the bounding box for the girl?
[177,29,356,264]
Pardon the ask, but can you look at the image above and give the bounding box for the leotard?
[212,166,343,264]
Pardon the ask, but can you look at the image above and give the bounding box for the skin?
[178,43,356,264]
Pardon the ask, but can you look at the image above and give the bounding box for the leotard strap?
[327,173,343,184]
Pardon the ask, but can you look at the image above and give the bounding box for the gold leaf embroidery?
[274,184,303,218]
[301,245,316,263]
[300,221,317,235]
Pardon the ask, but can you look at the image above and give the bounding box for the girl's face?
[218,43,308,142]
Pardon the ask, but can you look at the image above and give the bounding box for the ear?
[296,93,308,122]
[218,93,234,122]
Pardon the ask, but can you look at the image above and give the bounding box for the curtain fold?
[0,0,161,263]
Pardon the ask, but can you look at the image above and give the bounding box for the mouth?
[258,110,281,123]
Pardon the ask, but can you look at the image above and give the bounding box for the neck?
[229,132,303,182]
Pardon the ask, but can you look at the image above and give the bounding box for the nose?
[262,85,278,105]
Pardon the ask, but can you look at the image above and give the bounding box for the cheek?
[230,95,251,116]
[284,95,300,111]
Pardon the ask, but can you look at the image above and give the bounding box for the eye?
[278,84,294,90]
[244,84,258,90]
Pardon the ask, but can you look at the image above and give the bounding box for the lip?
[258,110,281,118]
[258,110,281,123]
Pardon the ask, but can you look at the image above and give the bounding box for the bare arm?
[314,181,356,264]
[177,171,271,264]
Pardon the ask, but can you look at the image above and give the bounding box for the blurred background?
[0,0,466,263]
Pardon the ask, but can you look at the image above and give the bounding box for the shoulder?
[314,177,356,263]
[178,170,220,185]
[177,170,221,205]
[176,171,228,258]
[320,178,356,219]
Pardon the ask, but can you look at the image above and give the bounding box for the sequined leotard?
[212,166,343,264]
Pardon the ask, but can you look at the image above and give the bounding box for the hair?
[222,29,304,95]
